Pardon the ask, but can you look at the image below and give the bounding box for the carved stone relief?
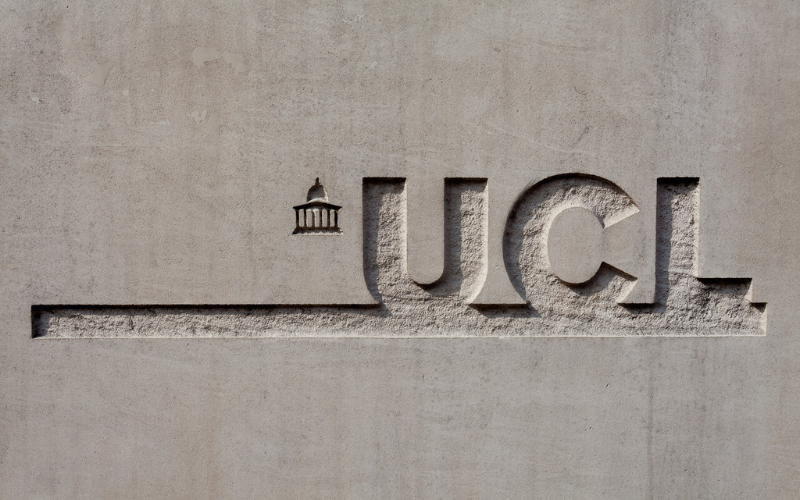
[34,176,765,338]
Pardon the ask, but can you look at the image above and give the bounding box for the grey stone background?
[2,0,800,498]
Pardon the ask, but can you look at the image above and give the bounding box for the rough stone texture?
[3,1,800,498]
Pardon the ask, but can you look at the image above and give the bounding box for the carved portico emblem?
[293,178,341,234]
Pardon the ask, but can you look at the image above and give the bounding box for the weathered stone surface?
[2,0,800,498]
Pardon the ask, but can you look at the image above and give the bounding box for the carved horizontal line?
[32,303,766,339]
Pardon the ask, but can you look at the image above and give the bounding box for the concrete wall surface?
[2,0,800,498]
